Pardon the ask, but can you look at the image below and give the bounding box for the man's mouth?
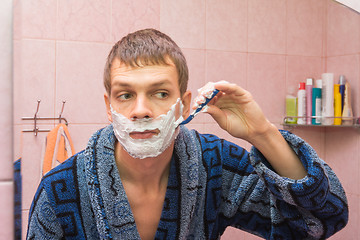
[129,129,160,139]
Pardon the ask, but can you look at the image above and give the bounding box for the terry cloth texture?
[41,123,75,176]
[14,158,22,240]
[27,125,348,240]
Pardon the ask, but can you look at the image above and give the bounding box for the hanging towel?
[41,123,75,176]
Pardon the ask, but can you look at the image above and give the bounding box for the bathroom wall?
[320,1,360,239]
[12,0,359,239]
[1,0,14,239]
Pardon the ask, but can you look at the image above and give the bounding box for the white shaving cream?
[111,98,184,159]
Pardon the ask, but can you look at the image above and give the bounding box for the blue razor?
[180,89,220,125]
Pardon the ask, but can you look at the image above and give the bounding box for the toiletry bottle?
[306,78,313,124]
[297,82,306,125]
[342,81,353,125]
[321,73,334,125]
[339,75,346,112]
[285,86,297,124]
[334,84,342,125]
[312,79,322,125]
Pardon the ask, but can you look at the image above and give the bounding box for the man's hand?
[194,81,307,180]
[194,81,272,145]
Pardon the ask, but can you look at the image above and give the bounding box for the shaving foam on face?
[111,98,184,159]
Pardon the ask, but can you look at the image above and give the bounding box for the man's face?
[105,58,190,139]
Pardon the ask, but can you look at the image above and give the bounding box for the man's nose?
[129,96,152,120]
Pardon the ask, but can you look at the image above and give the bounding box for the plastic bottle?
[342,81,353,125]
[339,75,346,112]
[321,73,334,125]
[297,82,306,125]
[312,79,322,125]
[334,84,342,125]
[306,78,313,124]
[285,86,297,124]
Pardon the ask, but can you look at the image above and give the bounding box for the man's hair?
[104,28,189,96]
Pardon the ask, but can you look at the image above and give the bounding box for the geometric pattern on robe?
[27,125,348,239]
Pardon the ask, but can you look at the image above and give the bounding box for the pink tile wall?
[286,56,324,90]
[57,0,111,42]
[13,0,359,239]
[112,0,160,42]
[55,41,112,124]
[327,54,360,116]
[1,1,14,239]
[247,53,286,123]
[21,129,51,211]
[324,0,360,239]
[327,0,360,56]
[21,0,56,39]
[248,0,286,54]
[13,39,56,125]
[0,182,14,239]
[182,48,206,124]
[287,0,324,56]
[160,0,206,49]
[206,0,247,52]
[324,129,360,239]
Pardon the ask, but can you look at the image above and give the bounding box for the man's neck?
[114,141,174,192]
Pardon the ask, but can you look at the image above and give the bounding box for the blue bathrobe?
[27,125,348,239]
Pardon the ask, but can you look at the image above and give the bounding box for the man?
[27,29,348,240]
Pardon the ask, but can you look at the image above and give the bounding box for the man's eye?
[154,92,169,99]
[118,93,132,100]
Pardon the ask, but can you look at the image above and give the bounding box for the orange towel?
[41,123,75,176]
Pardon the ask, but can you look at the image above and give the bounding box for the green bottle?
[285,87,297,124]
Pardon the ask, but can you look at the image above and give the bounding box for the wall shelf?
[281,116,360,130]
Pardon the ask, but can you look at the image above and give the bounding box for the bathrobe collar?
[84,125,203,239]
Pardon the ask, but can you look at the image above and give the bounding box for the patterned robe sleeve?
[215,130,348,239]
[26,185,64,239]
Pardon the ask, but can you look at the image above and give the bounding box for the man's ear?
[104,93,113,122]
[181,90,192,119]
